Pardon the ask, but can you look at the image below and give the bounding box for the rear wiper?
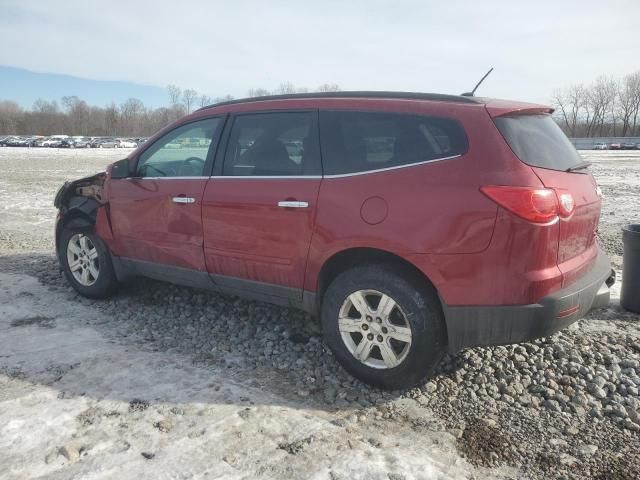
[566,161,591,172]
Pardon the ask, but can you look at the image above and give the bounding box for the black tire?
[58,227,118,299]
[321,264,446,390]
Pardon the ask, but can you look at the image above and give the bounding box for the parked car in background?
[59,138,78,148]
[118,139,138,148]
[593,142,608,150]
[54,91,615,389]
[73,138,92,148]
[609,142,621,150]
[5,136,36,147]
[621,142,637,150]
[97,138,120,148]
[40,137,66,147]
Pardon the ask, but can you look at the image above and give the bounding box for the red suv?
[54,92,615,389]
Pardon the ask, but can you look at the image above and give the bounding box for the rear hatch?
[492,113,602,287]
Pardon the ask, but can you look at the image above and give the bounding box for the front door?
[108,117,224,271]
[202,111,322,299]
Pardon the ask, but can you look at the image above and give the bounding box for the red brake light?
[480,186,558,224]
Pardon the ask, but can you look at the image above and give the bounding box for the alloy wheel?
[338,289,412,369]
[66,233,100,286]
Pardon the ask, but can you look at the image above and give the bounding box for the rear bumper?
[442,249,615,353]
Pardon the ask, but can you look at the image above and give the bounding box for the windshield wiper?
[566,161,591,172]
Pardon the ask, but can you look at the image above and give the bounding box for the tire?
[58,227,118,299]
[321,264,446,390]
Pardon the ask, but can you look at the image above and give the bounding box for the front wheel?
[321,264,446,390]
[59,228,118,298]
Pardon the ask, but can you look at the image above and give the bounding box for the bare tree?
[248,88,271,97]
[623,71,640,136]
[552,85,586,137]
[317,83,341,92]
[275,82,297,94]
[583,76,617,137]
[182,89,198,114]
[104,102,119,136]
[0,100,22,134]
[199,94,212,107]
[120,98,145,136]
[167,84,182,106]
[213,94,234,103]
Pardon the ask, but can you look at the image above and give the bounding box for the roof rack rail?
[197,91,482,111]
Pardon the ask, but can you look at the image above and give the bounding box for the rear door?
[493,114,602,286]
[108,117,224,271]
[201,111,322,299]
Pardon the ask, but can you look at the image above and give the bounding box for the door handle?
[172,196,196,204]
[277,200,309,208]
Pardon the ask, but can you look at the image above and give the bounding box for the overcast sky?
[1,0,639,105]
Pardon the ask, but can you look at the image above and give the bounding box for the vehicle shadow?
[0,251,412,412]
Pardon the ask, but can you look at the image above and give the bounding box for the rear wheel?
[59,228,118,298]
[321,264,446,390]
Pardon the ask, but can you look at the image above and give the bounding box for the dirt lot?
[0,147,639,479]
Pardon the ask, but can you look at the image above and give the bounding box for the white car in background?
[118,139,138,148]
[593,142,608,150]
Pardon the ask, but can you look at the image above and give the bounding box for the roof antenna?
[462,67,494,96]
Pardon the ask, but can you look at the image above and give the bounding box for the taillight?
[480,186,559,224]
[555,190,575,218]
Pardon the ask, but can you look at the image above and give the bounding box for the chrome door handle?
[278,200,309,208]
[172,196,195,204]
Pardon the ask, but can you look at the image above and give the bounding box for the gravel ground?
[0,147,639,479]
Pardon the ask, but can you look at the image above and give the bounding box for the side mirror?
[111,158,132,179]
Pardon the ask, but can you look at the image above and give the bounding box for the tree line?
[552,71,640,138]
[0,82,341,137]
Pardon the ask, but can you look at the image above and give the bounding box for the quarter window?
[223,112,320,176]
[136,118,221,177]
[319,111,467,175]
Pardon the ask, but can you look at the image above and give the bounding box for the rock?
[543,399,562,412]
[387,474,406,480]
[578,444,598,457]
[153,418,174,433]
[45,451,58,464]
[571,394,588,406]
[559,453,578,466]
[624,419,640,432]
[587,384,607,400]
[58,444,80,463]
[518,394,533,406]
[565,425,579,435]
[423,382,437,394]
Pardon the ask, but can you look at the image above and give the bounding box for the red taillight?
[480,186,559,224]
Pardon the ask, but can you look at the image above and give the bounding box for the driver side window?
[136,118,221,178]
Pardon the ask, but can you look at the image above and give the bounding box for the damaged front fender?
[54,172,107,211]
[54,172,109,252]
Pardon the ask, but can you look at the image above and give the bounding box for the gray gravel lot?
[0,147,639,479]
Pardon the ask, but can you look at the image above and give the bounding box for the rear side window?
[223,112,321,176]
[494,114,583,171]
[319,111,467,175]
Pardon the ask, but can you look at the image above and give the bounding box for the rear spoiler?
[483,99,554,118]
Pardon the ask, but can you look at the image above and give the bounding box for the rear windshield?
[494,114,583,171]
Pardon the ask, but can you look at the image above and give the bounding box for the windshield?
[494,114,583,171]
